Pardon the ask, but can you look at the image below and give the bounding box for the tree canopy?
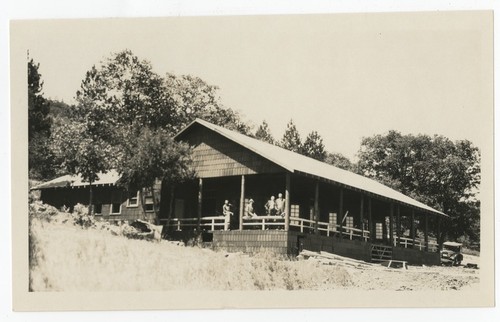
[164,73,251,135]
[254,120,275,144]
[301,131,327,161]
[279,120,302,153]
[28,59,56,180]
[28,59,51,140]
[49,50,254,218]
[357,130,481,246]
[324,152,355,171]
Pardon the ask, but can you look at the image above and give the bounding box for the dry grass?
[29,201,479,292]
[29,202,352,291]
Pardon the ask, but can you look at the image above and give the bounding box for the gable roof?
[176,118,446,217]
[31,170,120,190]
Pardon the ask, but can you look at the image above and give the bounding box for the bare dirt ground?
[345,263,479,291]
[298,251,480,291]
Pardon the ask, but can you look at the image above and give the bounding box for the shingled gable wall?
[177,125,286,178]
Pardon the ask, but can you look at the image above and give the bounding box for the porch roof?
[176,119,446,217]
[31,170,120,190]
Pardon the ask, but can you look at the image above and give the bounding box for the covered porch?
[160,171,443,255]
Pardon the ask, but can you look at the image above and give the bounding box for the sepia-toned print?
[12,11,494,310]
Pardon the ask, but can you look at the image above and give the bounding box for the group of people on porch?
[244,193,286,219]
[221,193,286,230]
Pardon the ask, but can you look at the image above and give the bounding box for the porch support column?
[389,203,394,246]
[338,188,344,241]
[239,175,245,231]
[314,181,319,234]
[396,205,401,247]
[284,173,291,231]
[411,209,416,249]
[197,178,203,231]
[424,214,429,252]
[437,217,442,250]
[359,195,364,241]
[368,197,373,242]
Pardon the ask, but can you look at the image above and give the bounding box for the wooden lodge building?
[33,118,447,265]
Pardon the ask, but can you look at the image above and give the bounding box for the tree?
[28,59,51,140]
[254,120,275,144]
[65,50,199,219]
[324,152,355,171]
[47,99,75,121]
[115,127,194,221]
[301,131,327,161]
[50,116,115,215]
[28,59,55,180]
[357,131,481,246]
[76,50,176,134]
[164,73,251,134]
[279,120,302,153]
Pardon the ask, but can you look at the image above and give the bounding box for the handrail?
[242,215,285,230]
[161,216,437,252]
[396,236,439,251]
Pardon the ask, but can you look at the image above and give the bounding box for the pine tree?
[279,120,302,153]
[255,120,275,144]
[301,131,327,161]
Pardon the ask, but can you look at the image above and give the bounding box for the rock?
[125,219,163,242]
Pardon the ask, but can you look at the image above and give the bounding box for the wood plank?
[239,175,245,231]
[285,173,291,231]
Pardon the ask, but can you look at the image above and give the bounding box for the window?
[127,191,139,207]
[345,216,354,228]
[94,204,102,215]
[329,213,337,231]
[290,205,300,225]
[145,196,154,212]
[110,203,121,215]
[375,222,383,239]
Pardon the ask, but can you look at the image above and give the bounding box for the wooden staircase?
[371,244,393,262]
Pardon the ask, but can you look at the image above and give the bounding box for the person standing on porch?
[223,200,233,230]
[275,193,285,217]
[265,195,277,216]
[243,199,257,219]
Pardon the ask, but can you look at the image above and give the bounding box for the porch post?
[197,178,203,231]
[314,181,319,234]
[389,203,394,246]
[338,187,344,240]
[424,214,429,251]
[396,204,401,247]
[239,175,245,231]
[285,173,291,231]
[437,216,442,250]
[411,209,416,249]
[359,194,364,240]
[368,197,373,242]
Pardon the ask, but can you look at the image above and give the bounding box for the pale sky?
[22,12,492,160]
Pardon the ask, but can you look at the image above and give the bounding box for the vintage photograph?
[11,10,494,310]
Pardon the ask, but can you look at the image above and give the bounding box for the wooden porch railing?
[242,215,285,230]
[161,216,438,251]
[160,216,226,231]
[395,236,439,252]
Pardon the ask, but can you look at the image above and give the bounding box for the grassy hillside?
[29,201,479,292]
[29,201,352,291]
